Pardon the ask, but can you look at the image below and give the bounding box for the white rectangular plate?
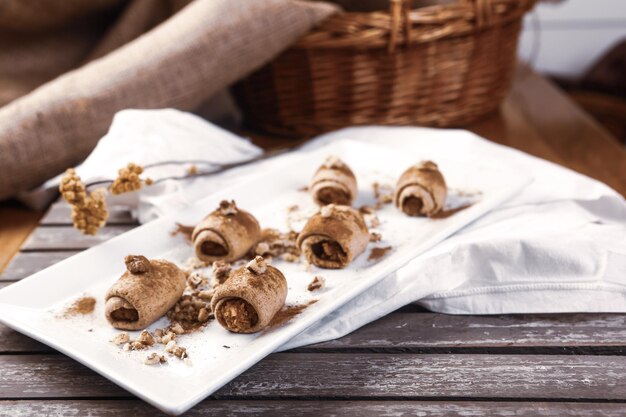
[0,139,531,414]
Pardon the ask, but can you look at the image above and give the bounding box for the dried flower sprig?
[60,169,109,235]
[110,163,144,195]
[59,149,290,235]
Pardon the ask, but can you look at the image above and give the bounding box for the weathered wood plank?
[3,312,626,354]
[20,226,135,251]
[1,400,624,417]
[304,312,626,353]
[0,251,80,281]
[41,201,136,225]
[1,353,626,400]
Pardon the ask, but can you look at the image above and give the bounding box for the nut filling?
[110,306,139,322]
[311,239,346,263]
[316,186,351,206]
[201,239,228,257]
[401,196,424,217]
[216,298,259,333]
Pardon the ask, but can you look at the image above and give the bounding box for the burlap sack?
[0,0,337,200]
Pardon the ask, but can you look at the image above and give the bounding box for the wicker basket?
[233,0,537,137]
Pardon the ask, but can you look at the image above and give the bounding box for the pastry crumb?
[368,246,392,261]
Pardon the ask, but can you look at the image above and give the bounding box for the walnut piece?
[307,276,326,292]
[212,261,231,286]
[144,352,167,365]
[138,330,155,346]
[124,255,151,274]
[246,256,267,275]
[218,200,238,216]
[111,332,129,345]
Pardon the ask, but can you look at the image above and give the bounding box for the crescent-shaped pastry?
[211,256,287,333]
[297,204,369,269]
[310,156,357,206]
[192,200,261,263]
[105,255,186,330]
[394,161,447,217]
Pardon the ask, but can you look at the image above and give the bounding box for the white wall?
[517,0,626,80]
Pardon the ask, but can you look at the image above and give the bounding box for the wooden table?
[1,65,625,416]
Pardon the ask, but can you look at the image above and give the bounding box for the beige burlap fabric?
[0,0,337,200]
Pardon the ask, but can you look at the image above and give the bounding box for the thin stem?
[83,147,293,190]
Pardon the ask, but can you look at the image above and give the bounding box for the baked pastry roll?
[105,255,186,330]
[211,256,287,333]
[192,200,261,263]
[394,161,447,217]
[310,156,357,206]
[297,204,369,269]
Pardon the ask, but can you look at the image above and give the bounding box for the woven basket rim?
[294,0,537,49]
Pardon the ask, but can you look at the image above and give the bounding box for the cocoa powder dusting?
[266,300,317,330]
[368,246,392,261]
[171,223,195,242]
[430,204,473,219]
[64,296,96,316]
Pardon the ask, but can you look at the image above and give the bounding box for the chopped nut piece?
[323,155,346,170]
[255,241,270,256]
[112,332,129,345]
[369,215,381,228]
[122,342,131,351]
[138,330,155,346]
[197,290,214,300]
[254,229,300,258]
[130,341,148,350]
[307,276,326,292]
[246,256,267,275]
[161,331,176,344]
[198,307,210,322]
[165,340,177,353]
[370,232,382,242]
[185,256,208,269]
[124,255,151,274]
[187,272,205,288]
[212,261,231,285]
[170,322,185,335]
[154,328,164,338]
[281,253,300,263]
[172,346,188,359]
[144,352,167,365]
[320,204,334,218]
[218,200,238,216]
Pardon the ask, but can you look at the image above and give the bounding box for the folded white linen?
[22,110,626,351]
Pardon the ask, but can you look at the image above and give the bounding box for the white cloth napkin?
[24,109,626,351]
